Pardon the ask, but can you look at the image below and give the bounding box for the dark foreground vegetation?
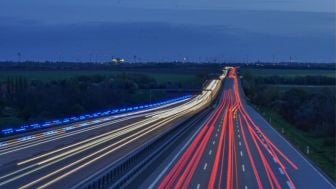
[240,67,336,180]
[0,62,222,130]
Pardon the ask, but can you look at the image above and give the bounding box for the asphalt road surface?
[0,74,224,189]
[145,67,335,189]
[1,67,334,189]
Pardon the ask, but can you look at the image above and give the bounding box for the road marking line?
[209,150,212,155]
[204,163,208,170]
[213,140,216,145]
[279,168,285,175]
[273,158,277,163]
[258,112,336,188]
[148,114,210,189]
[240,150,243,157]
[196,184,200,189]
[242,164,245,172]
[216,134,218,137]
[245,186,248,189]
[239,141,242,146]
[286,181,293,189]
[238,134,240,138]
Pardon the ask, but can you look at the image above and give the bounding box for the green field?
[0,70,200,84]
[240,68,336,77]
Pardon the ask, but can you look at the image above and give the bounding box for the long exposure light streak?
[0,69,226,189]
[156,67,298,189]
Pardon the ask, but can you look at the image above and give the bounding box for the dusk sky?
[0,0,335,62]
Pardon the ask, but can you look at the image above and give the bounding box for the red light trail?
[157,67,299,189]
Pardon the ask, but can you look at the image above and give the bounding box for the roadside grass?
[0,70,201,84]
[258,107,336,181]
[240,67,336,181]
[240,68,336,77]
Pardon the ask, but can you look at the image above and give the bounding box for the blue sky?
[0,0,335,62]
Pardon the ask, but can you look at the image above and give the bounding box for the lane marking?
[197,184,200,189]
[238,134,240,138]
[245,186,248,189]
[148,113,211,188]
[239,141,242,146]
[279,168,285,175]
[209,150,212,155]
[256,111,336,188]
[240,150,243,157]
[242,164,245,172]
[273,158,277,163]
[286,181,293,189]
[213,140,216,145]
[203,163,208,170]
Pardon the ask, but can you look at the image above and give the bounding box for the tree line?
[242,72,336,138]
[252,75,336,85]
[0,73,201,129]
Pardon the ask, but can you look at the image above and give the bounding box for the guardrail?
[75,73,227,189]
[74,107,211,189]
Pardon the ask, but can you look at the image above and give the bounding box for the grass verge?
[257,107,336,181]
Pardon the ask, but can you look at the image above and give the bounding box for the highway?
[142,67,335,189]
[0,67,334,189]
[0,71,225,189]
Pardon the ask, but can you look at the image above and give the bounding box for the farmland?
[240,68,335,77]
